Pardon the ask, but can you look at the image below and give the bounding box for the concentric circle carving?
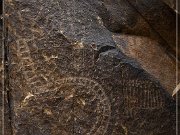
[21,77,111,135]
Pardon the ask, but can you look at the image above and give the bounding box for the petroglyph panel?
[18,77,111,135]
[6,0,176,135]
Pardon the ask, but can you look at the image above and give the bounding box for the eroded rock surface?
[113,34,178,94]
[5,0,176,135]
[0,4,12,134]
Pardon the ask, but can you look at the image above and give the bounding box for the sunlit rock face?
[4,0,176,135]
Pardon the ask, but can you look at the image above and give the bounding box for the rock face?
[113,34,178,94]
[0,1,12,134]
[162,0,179,12]
[0,19,3,135]
[5,0,177,135]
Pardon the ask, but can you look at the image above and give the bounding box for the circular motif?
[21,77,111,135]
